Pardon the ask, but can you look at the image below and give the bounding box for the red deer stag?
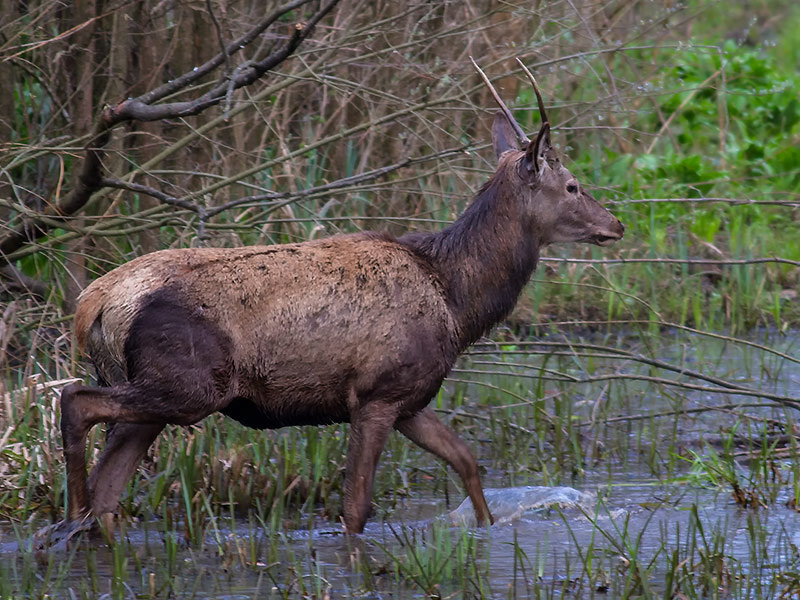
[58,59,623,537]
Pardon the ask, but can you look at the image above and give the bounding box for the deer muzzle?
[590,219,625,246]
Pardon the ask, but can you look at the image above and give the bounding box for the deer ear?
[492,111,520,159]
[524,122,551,174]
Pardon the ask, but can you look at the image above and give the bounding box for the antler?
[470,57,530,145]
[515,58,548,126]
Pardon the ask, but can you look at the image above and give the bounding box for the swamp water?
[2,329,800,598]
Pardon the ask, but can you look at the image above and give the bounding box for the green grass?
[3,322,800,598]
[3,2,800,598]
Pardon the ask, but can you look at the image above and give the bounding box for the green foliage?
[579,41,800,212]
[558,40,800,329]
[4,3,800,599]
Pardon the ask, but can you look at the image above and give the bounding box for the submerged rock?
[449,486,595,526]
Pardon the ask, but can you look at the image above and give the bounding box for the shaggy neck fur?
[400,161,540,349]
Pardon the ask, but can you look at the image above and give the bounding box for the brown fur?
[59,106,624,536]
[77,233,457,402]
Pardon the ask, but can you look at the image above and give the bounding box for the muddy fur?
[77,232,459,425]
[63,113,624,534]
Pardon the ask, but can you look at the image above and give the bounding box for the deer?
[56,59,624,539]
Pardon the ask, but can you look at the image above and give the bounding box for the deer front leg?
[395,406,493,525]
[342,397,399,533]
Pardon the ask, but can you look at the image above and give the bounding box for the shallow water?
[2,329,799,598]
[7,479,799,598]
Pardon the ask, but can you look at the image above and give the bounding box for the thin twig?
[205,146,468,218]
[614,197,799,207]
[539,256,800,268]
[0,0,341,263]
[646,68,721,154]
[99,178,202,214]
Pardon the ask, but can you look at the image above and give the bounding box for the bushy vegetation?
[552,37,800,330]
[1,0,799,598]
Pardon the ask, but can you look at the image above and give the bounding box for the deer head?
[473,58,624,248]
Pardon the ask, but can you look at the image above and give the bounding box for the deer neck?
[400,174,540,349]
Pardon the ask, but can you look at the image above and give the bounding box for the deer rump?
[76,233,459,431]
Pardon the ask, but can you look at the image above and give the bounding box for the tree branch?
[206,146,468,218]
[137,0,314,106]
[0,0,340,266]
[0,264,48,299]
[99,178,201,214]
[105,0,338,123]
[96,146,467,224]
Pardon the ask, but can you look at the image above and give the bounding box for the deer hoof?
[33,515,96,550]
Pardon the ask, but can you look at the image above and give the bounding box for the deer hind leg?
[60,379,229,524]
[61,384,184,522]
[60,383,94,521]
[88,422,164,520]
[395,406,493,525]
[61,384,152,521]
[61,293,235,524]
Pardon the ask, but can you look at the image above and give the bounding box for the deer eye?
[566,183,578,194]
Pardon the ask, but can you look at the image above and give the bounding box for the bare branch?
[205,0,232,77]
[113,0,339,123]
[615,197,800,207]
[206,146,468,218]
[540,256,800,268]
[0,264,48,299]
[0,0,341,266]
[137,0,315,106]
[99,178,202,214]
[96,146,467,223]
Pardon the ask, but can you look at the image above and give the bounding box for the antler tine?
[515,58,549,125]
[470,56,530,144]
